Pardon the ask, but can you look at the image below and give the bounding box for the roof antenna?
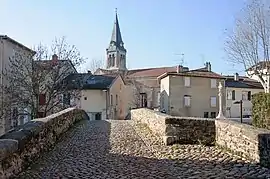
[174,53,185,66]
[115,8,117,14]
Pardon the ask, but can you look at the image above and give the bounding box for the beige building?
[225,73,264,118]
[0,35,35,134]
[66,73,126,120]
[158,64,225,118]
[94,11,225,119]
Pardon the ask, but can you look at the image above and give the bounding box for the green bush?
[252,92,270,129]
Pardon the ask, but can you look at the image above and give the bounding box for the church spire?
[106,9,127,71]
[110,8,124,48]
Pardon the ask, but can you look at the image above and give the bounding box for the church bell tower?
[106,9,127,71]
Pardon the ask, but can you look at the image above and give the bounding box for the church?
[94,10,179,111]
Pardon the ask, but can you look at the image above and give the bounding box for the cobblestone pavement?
[16,120,270,179]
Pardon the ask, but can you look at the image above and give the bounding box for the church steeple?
[106,9,127,71]
[110,10,123,48]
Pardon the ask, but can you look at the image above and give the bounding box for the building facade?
[34,54,77,117]
[0,35,35,134]
[66,73,126,120]
[158,65,225,118]
[225,73,264,118]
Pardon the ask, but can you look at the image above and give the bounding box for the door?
[95,113,102,120]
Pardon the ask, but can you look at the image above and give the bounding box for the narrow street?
[16,120,270,179]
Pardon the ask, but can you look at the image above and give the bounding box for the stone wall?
[131,108,270,168]
[0,107,88,178]
[131,108,215,145]
[216,119,270,168]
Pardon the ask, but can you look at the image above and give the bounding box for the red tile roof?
[127,66,177,77]
[158,68,224,80]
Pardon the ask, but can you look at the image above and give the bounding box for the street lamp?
[233,100,243,123]
[102,89,108,119]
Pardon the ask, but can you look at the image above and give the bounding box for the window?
[227,90,232,100]
[39,93,46,105]
[140,93,147,108]
[110,95,113,106]
[211,79,217,88]
[248,91,251,101]
[210,96,217,107]
[84,97,87,100]
[116,94,118,105]
[232,90,235,100]
[37,112,44,118]
[242,91,248,100]
[63,93,71,105]
[210,112,216,118]
[204,112,209,118]
[184,77,190,87]
[157,92,161,106]
[227,90,236,100]
[184,95,191,107]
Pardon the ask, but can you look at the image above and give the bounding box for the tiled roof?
[64,73,117,90]
[159,68,224,80]
[33,60,77,73]
[127,66,177,77]
[225,78,263,89]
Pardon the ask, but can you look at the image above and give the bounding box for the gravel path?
[15,120,270,179]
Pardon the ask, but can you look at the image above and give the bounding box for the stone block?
[0,139,18,160]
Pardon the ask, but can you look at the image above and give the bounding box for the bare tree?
[126,78,142,109]
[88,58,104,74]
[3,36,85,122]
[225,0,270,92]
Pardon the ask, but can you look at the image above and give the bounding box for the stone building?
[157,64,225,118]
[94,11,181,115]
[94,11,220,118]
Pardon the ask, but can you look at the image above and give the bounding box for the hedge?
[252,92,270,129]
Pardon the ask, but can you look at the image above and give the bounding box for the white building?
[225,73,264,118]
[65,73,126,120]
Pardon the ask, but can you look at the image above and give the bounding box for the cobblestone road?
[16,120,270,179]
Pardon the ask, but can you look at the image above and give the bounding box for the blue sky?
[1,0,247,74]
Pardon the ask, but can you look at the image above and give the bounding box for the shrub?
[252,92,270,129]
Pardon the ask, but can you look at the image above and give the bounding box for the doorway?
[95,113,102,120]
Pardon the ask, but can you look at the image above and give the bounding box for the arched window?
[112,54,115,66]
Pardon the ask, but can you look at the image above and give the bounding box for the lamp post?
[216,82,226,119]
[233,100,243,123]
[102,89,108,119]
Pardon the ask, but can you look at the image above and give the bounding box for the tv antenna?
[174,53,185,65]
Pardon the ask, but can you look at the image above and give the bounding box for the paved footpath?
[16,120,270,179]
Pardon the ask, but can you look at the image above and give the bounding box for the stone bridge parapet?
[0,108,88,178]
[131,108,270,168]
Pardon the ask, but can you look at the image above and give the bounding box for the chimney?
[87,70,92,74]
[234,73,239,81]
[52,54,58,61]
[205,62,211,72]
[176,65,183,73]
